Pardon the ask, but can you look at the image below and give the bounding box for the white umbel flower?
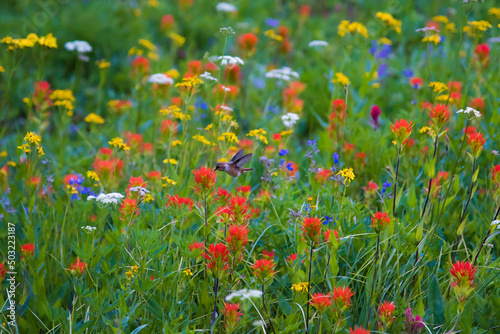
[457,106,481,119]
[265,67,299,81]
[218,55,244,67]
[200,71,218,82]
[88,192,124,205]
[308,40,328,47]
[81,226,97,233]
[147,73,174,85]
[282,113,299,127]
[65,40,93,53]
[129,186,150,197]
[225,288,262,301]
[216,2,237,12]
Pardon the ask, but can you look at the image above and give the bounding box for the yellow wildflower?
[218,132,239,143]
[338,20,368,38]
[193,134,214,146]
[169,32,186,46]
[247,129,268,145]
[96,59,111,69]
[162,176,177,186]
[84,113,105,124]
[445,23,457,33]
[159,105,181,116]
[489,8,500,19]
[280,130,293,137]
[164,159,178,165]
[0,66,4,72]
[125,270,135,279]
[291,282,309,292]
[66,185,78,195]
[24,132,42,146]
[332,72,350,86]
[0,151,6,158]
[166,69,180,79]
[174,76,203,91]
[7,161,16,167]
[38,33,57,48]
[264,29,283,42]
[172,140,182,147]
[87,171,100,182]
[419,126,431,134]
[139,39,157,52]
[432,15,449,24]
[144,193,154,203]
[50,89,75,101]
[18,144,30,154]
[183,269,193,276]
[54,100,74,110]
[463,21,492,37]
[422,35,441,44]
[429,82,448,94]
[108,137,130,151]
[379,37,392,45]
[37,146,45,157]
[205,124,213,130]
[376,12,402,33]
[336,168,355,184]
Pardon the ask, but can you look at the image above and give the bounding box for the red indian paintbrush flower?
[309,293,333,314]
[228,195,251,224]
[166,195,194,210]
[120,198,139,219]
[349,326,370,334]
[188,241,204,258]
[193,166,217,194]
[205,243,229,277]
[301,217,322,245]
[491,165,500,185]
[222,303,243,330]
[450,261,477,302]
[378,301,396,325]
[332,286,354,311]
[429,104,450,131]
[371,212,391,233]
[450,261,476,288]
[227,224,249,255]
[391,119,413,145]
[67,257,87,277]
[20,243,35,259]
[474,43,490,67]
[324,229,340,249]
[287,253,298,263]
[237,33,258,54]
[470,97,485,111]
[252,259,275,283]
[236,185,251,197]
[467,132,486,158]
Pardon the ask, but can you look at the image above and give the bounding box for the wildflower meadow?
[1,0,500,333]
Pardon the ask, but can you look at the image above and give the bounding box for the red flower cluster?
[332,286,355,310]
[205,243,229,277]
[67,257,87,277]
[227,224,249,256]
[236,185,251,197]
[325,229,340,249]
[429,104,450,131]
[131,56,150,76]
[378,301,396,325]
[450,261,476,288]
[315,169,332,183]
[222,303,243,330]
[120,198,140,219]
[287,253,297,263]
[474,43,490,67]
[166,195,194,211]
[252,259,275,282]
[301,217,322,245]
[349,326,370,334]
[371,212,391,233]
[237,32,258,54]
[192,166,217,194]
[228,195,251,224]
[309,293,333,314]
[20,243,35,259]
[467,132,486,158]
[391,119,413,145]
[491,165,500,185]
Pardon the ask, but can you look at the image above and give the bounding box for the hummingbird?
[214,150,253,177]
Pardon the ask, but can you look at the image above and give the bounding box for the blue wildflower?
[279,149,289,156]
[381,180,392,194]
[266,18,279,27]
[369,40,377,55]
[333,153,340,164]
[280,159,285,166]
[286,162,294,171]
[402,68,414,78]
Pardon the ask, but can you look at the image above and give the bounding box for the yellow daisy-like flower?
[37,146,45,157]
[87,171,100,182]
[205,124,213,131]
[247,129,268,145]
[169,32,186,46]
[18,144,30,154]
[0,66,4,73]
[38,33,57,48]
[489,8,500,19]
[174,76,203,90]
[138,39,157,52]
[337,20,368,38]
[159,105,181,116]
[280,129,293,137]
[379,37,392,45]
[24,132,42,146]
[336,168,355,184]
[108,137,130,151]
[7,161,16,167]
[172,140,182,147]
[432,15,449,24]
[291,282,309,292]
[84,113,105,124]
[218,132,239,143]
[429,82,448,94]
[144,193,154,203]
[183,269,193,276]
[0,151,6,158]
[419,126,431,134]
[96,59,111,69]
[264,29,284,42]
[376,12,402,34]
[125,270,135,279]
[193,134,214,146]
[463,20,492,37]
[162,176,177,186]
[332,72,350,86]
[166,69,180,79]
[50,89,75,102]
[66,184,78,195]
[131,265,139,272]
[164,158,178,165]
[445,23,457,33]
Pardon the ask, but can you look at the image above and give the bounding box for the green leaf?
[329,249,339,277]
[427,274,444,326]
[130,324,149,334]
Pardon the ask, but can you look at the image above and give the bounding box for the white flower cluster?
[81,226,97,233]
[218,55,244,67]
[219,27,235,35]
[147,73,174,85]
[200,71,218,82]
[225,288,262,301]
[265,67,299,81]
[457,106,481,119]
[216,2,237,12]
[282,113,299,127]
[308,40,328,47]
[87,192,124,205]
[491,220,500,229]
[219,105,233,112]
[129,186,150,197]
[64,40,93,53]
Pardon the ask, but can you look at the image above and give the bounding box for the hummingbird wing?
[230,149,245,163]
[235,153,253,168]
